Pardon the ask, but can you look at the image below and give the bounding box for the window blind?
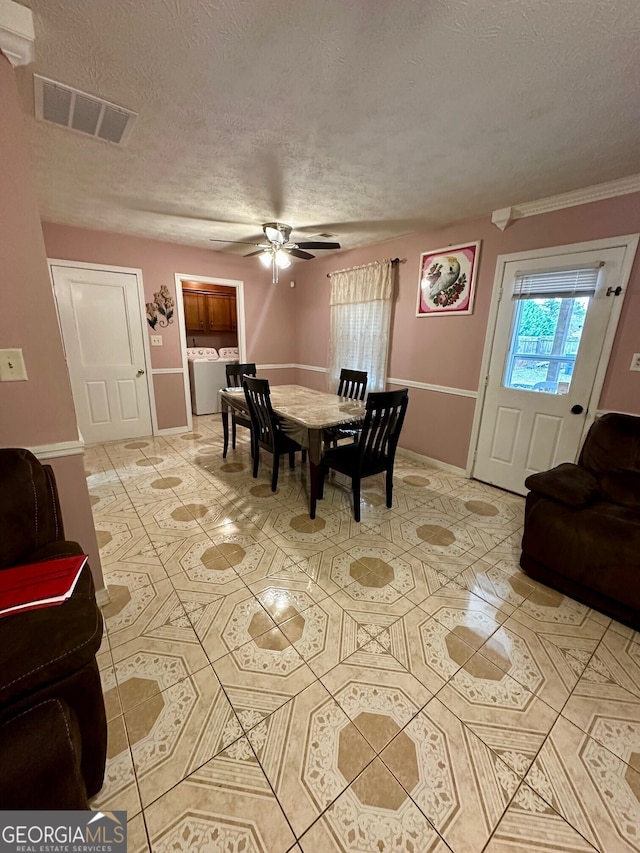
[512,263,603,300]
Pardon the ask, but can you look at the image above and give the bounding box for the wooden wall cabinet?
[184,291,237,333]
[183,292,207,332]
[207,293,237,332]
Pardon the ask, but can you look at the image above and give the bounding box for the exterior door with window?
[473,246,627,494]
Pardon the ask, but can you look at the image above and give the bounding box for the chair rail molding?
[0,0,35,66]
[387,377,477,399]
[263,364,478,398]
[492,173,640,230]
[257,363,297,371]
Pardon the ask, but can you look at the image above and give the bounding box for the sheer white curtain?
[327,260,394,393]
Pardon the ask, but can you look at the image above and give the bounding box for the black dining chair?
[337,368,368,401]
[225,362,257,455]
[242,376,306,491]
[322,388,409,521]
[327,368,368,447]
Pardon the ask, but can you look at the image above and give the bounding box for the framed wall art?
[416,241,480,316]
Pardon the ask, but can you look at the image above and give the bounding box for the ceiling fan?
[210,222,341,283]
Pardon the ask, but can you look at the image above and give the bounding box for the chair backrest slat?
[337,368,368,401]
[226,362,257,387]
[357,389,408,469]
[242,376,277,451]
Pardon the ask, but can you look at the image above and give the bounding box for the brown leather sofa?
[0,449,107,807]
[521,413,640,630]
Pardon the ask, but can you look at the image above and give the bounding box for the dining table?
[219,384,365,519]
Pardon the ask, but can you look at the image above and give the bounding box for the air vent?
[34,75,137,145]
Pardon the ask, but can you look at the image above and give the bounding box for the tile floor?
[88,415,640,853]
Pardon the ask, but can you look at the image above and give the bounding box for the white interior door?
[52,265,153,444]
[473,245,628,494]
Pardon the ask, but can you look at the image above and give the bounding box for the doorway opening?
[175,274,245,417]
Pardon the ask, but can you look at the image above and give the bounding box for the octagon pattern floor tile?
[89,414,635,853]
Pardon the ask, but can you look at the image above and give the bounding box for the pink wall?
[0,56,77,446]
[42,223,298,427]
[185,332,238,350]
[35,125,639,469]
[0,54,103,589]
[260,368,298,387]
[47,454,102,570]
[294,193,640,468]
[153,373,189,430]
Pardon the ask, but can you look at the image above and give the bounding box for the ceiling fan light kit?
[261,247,292,283]
[275,249,291,269]
[209,222,341,284]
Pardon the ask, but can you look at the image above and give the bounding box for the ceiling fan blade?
[245,249,268,257]
[288,248,315,260]
[209,238,262,246]
[296,241,341,250]
[296,219,426,235]
[105,197,260,227]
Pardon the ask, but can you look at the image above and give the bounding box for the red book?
[0,555,88,618]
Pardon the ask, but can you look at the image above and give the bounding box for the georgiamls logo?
[0,810,127,850]
[85,812,125,844]
[86,812,122,826]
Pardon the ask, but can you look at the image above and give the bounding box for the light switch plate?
[0,348,28,381]
[150,335,163,346]
[630,353,640,371]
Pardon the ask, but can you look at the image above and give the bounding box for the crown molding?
[491,207,514,231]
[0,0,35,66]
[492,173,640,230]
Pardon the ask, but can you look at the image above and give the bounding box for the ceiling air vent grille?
[34,75,137,145]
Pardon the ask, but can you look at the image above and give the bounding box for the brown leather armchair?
[521,413,640,629]
[0,449,107,807]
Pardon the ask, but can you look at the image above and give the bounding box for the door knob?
[571,404,583,414]
[136,369,145,377]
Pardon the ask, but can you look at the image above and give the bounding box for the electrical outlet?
[630,353,640,372]
[150,335,163,346]
[0,348,28,381]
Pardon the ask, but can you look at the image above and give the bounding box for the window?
[503,266,599,395]
[327,262,394,393]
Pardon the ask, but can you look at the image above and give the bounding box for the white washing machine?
[186,348,237,415]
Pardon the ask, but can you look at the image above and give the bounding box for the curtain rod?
[326,257,405,278]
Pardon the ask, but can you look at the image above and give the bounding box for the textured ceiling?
[14,0,640,254]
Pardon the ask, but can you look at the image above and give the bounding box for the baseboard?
[156,425,191,436]
[595,408,640,418]
[96,587,111,607]
[28,439,85,460]
[397,446,467,477]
